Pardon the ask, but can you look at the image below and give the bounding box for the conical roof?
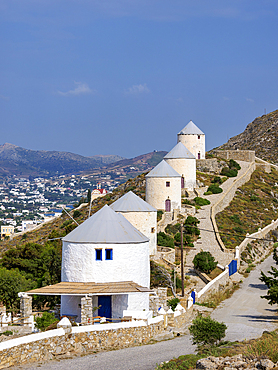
[110,191,156,212]
[63,205,149,244]
[164,142,195,159]
[178,120,204,135]
[146,160,181,178]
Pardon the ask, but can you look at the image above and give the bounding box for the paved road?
[12,255,278,370]
[211,254,278,341]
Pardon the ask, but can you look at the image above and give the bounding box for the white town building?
[110,191,157,256]
[145,160,181,212]
[177,120,205,159]
[60,205,151,321]
[164,142,196,191]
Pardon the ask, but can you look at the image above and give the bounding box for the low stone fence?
[211,161,256,252]
[197,267,230,303]
[255,156,278,171]
[237,218,278,260]
[0,308,192,368]
[156,246,175,264]
[212,150,255,162]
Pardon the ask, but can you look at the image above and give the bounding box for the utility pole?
[181,224,184,297]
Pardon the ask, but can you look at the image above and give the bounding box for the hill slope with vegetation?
[214,109,278,164]
[216,168,278,249]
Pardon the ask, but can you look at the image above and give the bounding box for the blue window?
[105,249,113,260]
[95,249,102,261]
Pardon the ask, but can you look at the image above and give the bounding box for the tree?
[193,251,217,274]
[87,189,91,204]
[189,315,227,347]
[0,268,34,309]
[260,246,278,305]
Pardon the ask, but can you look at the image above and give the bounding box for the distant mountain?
[0,143,124,178]
[0,143,166,178]
[213,109,278,164]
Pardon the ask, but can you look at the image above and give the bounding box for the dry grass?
[216,168,278,249]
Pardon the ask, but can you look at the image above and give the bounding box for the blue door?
[98,295,112,319]
[191,290,196,304]
[229,260,237,276]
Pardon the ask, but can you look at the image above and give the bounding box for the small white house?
[177,120,205,159]
[145,160,181,212]
[164,142,196,191]
[110,191,157,256]
[60,205,151,321]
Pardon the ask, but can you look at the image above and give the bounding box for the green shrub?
[189,315,227,347]
[60,220,72,229]
[229,159,241,170]
[184,216,200,236]
[211,176,222,184]
[73,210,81,218]
[157,210,164,221]
[167,297,180,311]
[165,223,180,235]
[204,191,212,195]
[194,197,210,206]
[207,184,223,194]
[0,330,13,336]
[35,312,57,331]
[221,167,238,177]
[233,226,245,234]
[250,195,259,201]
[157,232,175,248]
[193,251,218,273]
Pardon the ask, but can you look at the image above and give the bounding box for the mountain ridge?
[213,109,278,164]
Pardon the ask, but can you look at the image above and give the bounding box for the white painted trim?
[197,269,229,298]
[71,320,147,333]
[0,328,65,351]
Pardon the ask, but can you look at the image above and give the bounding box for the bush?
[189,315,227,347]
[73,210,81,218]
[184,216,200,236]
[194,197,210,206]
[165,223,180,235]
[211,176,222,184]
[35,312,57,331]
[206,184,223,194]
[167,297,180,311]
[229,214,242,224]
[221,167,238,177]
[157,210,164,222]
[157,232,175,248]
[193,251,218,274]
[229,159,241,170]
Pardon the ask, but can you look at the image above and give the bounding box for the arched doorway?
[165,199,171,212]
[181,176,185,188]
[198,152,201,159]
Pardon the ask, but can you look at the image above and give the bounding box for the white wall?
[164,158,196,190]
[145,177,181,211]
[118,211,157,255]
[177,134,205,159]
[62,241,150,288]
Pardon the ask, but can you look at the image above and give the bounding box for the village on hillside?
[0,119,277,367]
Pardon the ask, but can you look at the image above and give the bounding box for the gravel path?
[211,254,278,341]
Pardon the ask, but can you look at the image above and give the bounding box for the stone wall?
[196,158,224,174]
[0,310,191,368]
[156,246,175,264]
[211,161,256,252]
[212,150,255,162]
[149,288,168,315]
[197,268,230,303]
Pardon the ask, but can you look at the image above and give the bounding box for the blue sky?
[1,0,278,158]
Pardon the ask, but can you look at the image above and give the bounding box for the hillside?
[0,143,165,178]
[214,109,278,164]
[0,173,147,251]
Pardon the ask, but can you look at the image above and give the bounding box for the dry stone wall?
[212,150,255,162]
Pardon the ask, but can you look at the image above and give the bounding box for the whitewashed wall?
[62,241,150,288]
[118,211,157,255]
[146,176,181,211]
[177,134,205,159]
[164,157,196,190]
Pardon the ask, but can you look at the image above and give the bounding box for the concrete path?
[211,254,278,342]
[186,161,250,269]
